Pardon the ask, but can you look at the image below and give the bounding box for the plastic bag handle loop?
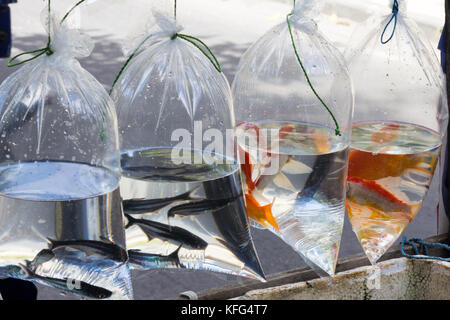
[8,48,51,67]
[60,0,87,24]
[381,0,399,44]
[171,0,221,73]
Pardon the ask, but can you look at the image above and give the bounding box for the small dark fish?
[0,265,26,279]
[138,175,205,182]
[20,264,112,299]
[128,246,183,269]
[297,152,335,200]
[122,164,212,181]
[123,188,198,215]
[167,197,235,218]
[0,250,56,279]
[123,166,188,177]
[125,214,208,250]
[47,239,128,263]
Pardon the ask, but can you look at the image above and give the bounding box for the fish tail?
[177,187,200,201]
[263,205,280,233]
[46,238,57,250]
[18,263,34,279]
[169,245,183,260]
[124,213,136,229]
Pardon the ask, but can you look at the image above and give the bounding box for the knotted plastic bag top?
[291,0,323,20]
[0,8,121,201]
[40,8,94,60]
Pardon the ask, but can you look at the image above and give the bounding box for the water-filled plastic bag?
[0,8,132,299]
[232,0,354,276]
[345,0,448,264]
[112,9,265,281]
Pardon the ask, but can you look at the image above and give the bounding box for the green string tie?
[286,10,341,136]
[7,0,87,67]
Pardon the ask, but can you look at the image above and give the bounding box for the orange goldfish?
[240,123,327,233]
[371,123,400,145]
[348,149,423,181]
[245,193,280,232]
[239,124,296,233]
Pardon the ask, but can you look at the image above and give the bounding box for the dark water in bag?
[121,148,265,281]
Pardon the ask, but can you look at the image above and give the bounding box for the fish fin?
[46,238,58,250]
[124,213,136,229]
[171,188,199,202]
[273,173,296,192]
[186,186,201,199]
[262,204,280,233]
[255,217,269,229]
[241,150,257,190]
[17,263,33,279]
[169,245,183,259]
[33,249,55,266]
[282,159,313,175]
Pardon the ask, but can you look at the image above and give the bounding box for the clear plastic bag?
[232,0,353,276]
[112,9,265,281]
[345,0,448,264]
[0,7,132,299]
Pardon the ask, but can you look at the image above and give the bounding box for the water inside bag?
[236,121,348,276]
[121,148,265,281]
[0,161,133,299]
[347,122,441,264]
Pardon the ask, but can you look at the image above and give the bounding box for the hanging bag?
[0,2,132,299]
[232,0,354,276]
[345,0,449,264]
[112,2,265,281]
